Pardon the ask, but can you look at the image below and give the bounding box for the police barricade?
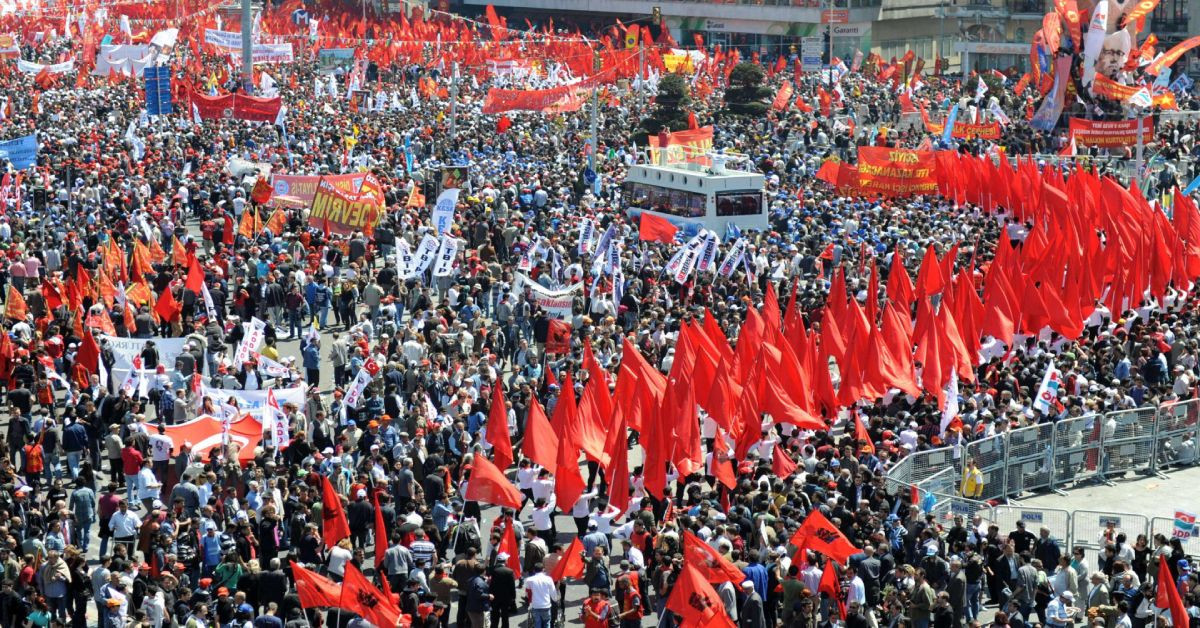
[884,453,917,496]
[1003,422,1055,499]
[1050,413,1106,491]
[1098,406,1159,481]
[900,446,962,492]
[925,491,995,529]
[1070,510,1148,557]
[1150,517,1200,558]
[1153,399,1200,471]
[964,431,1008,502]
[991,505,1072,550]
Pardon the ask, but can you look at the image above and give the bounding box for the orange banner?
[307,175,383,236]
[1147,35,1200,76]
[163,415,262,466]
[1068,117,1154,147]
[856,147,938,198]
[772,80,794,111]
[648,126,714,166]
[923,120,1003,140]
[1091,74,1145,101]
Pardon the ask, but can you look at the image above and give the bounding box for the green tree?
[721,62,771,118]
[632,73,692,145]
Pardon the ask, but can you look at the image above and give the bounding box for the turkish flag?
[682,530,746,584]
[550,536,586,582]
[487,382,514,471]
[665,563,736,628]
[772,447,798,478]
[319,475,351,548]
[522,398,559,474]
[363,359,381,377]
[6,285,27,321]
[291,560,342,608]
[339,563,401,628]
[789,509,861,564]
[464,453,523,510]
[638,211,678,244]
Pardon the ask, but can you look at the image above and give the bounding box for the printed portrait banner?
[317,47,356,73]
[307,176,382,236]
[269,173,366,209]
[101,335,189,371]
[647,126,714,167]
[923,120,1002,140]
[0,134,38,170]
[201,384,308,415]
[856,147,938,198]
[1068,117,1154,147]
[163,414,263,466]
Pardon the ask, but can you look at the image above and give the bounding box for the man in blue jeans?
[523,563,559,628]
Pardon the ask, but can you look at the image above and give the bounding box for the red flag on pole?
[496,517,522,578]
[1156,555,1188,628]
[682,530,747,584]
[464,453,523,510]
[638,212,679,243]
[319,475,351,548]
[372,492,388,569]
[550,536,586,582]
[665,563,737,628]
[290,560,342,608]
[339,563,402,628]
[487,383,514,471]
[522,398,559,474]
[772,447,798,478]
[789,509,861,564]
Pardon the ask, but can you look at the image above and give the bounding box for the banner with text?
[307,175,383,236]
[1068,117,1154,148]
[269,172,366,209]
[647,126,714,167]
[856,147,938,198]
[923,120,1002,140]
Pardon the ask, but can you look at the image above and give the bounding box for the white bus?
[622,152,768,237]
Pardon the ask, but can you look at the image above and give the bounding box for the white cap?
[496,552,510,562]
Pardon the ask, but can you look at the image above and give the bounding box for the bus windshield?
[622,182,706,218]
[715,191,763,217]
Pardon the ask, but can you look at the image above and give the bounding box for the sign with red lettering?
[856,147,938,198]
[1067,117,1154,147]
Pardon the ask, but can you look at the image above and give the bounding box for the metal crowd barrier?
[1151,517,1200,557]
[885,399,1200,515]
[991,505,1072,550]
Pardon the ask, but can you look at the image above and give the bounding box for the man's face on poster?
[1096,30,1131,79]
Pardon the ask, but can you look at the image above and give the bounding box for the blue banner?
[0,134,38,170]
[941,104,959,144]
[1184,172,1200,196]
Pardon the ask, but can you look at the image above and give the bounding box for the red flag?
[553,431,587,514]
[464,452,523,510]
[154,287,182,322]
[854,411,876,455]
[487,383,514,471]
[1156,555,1188,628]
[291,561,342,608]
[185,253,205,294]
[603,413,632,517]
[789,509,861,564]
[638,212,679,243]
[320,475,351,548]
[713,454,736,489]
[76,328,101,377]
[666,563,737,628]
[819,560,847,620]
[914,244,945,298]
[550,536,586,582]
[772,447,798,478]
[6,285,27,320]
[339,563,401,628]
[682,530,746,584]
[545,319,572,354]
[496,517,522,578]
[40,280,63,311]
[372,492,388,569]
[522,398,559,474]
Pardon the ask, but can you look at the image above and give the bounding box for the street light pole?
[450,62,458,140]
[589,51,600,173]
[240,0,252,90]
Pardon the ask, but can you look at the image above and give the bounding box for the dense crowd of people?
[0,3,1196,628]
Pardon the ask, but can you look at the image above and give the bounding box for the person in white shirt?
[148,426,174,479]
[570,490,596,536]
[531,497,556,545]
[531,471,555,502]
[1045,590,1079,628]
[523,563,559,627]
[620,539,645,571]
[135,460,161,511]
[109,501,142,550]
[327,539,354,579]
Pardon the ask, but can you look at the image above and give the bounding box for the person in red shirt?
[581,589,611,628]
[120,441,144,506]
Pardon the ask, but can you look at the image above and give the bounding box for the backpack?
[452,522,482,556]
[589,562,610,591]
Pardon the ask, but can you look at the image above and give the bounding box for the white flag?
[432,188,460,235]
[1032,360,1063,415]
[432,235,459,277]
[940,370,959,435]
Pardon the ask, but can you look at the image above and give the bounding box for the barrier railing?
[885,400,1200,515]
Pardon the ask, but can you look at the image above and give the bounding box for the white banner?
[1032,361,1063,415]
[577,219,595,256]
[229,43,295,65]
[16,58,74,74]
[266,389,290,448]
[432,235,458,277]
[696,230,720,273]
[120,356,144,397]
[201,384,307,416]
[407,233,440,279]
[432,188,460,235]
[718,239,747,277]
[396,239,414,277]
[204,28,243,51]
[234,317,267,366]
[102,336,189,371]
[254,352,291,378]
[514,273,582,320]
[92,45,152,76]
[344,367,374,408]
